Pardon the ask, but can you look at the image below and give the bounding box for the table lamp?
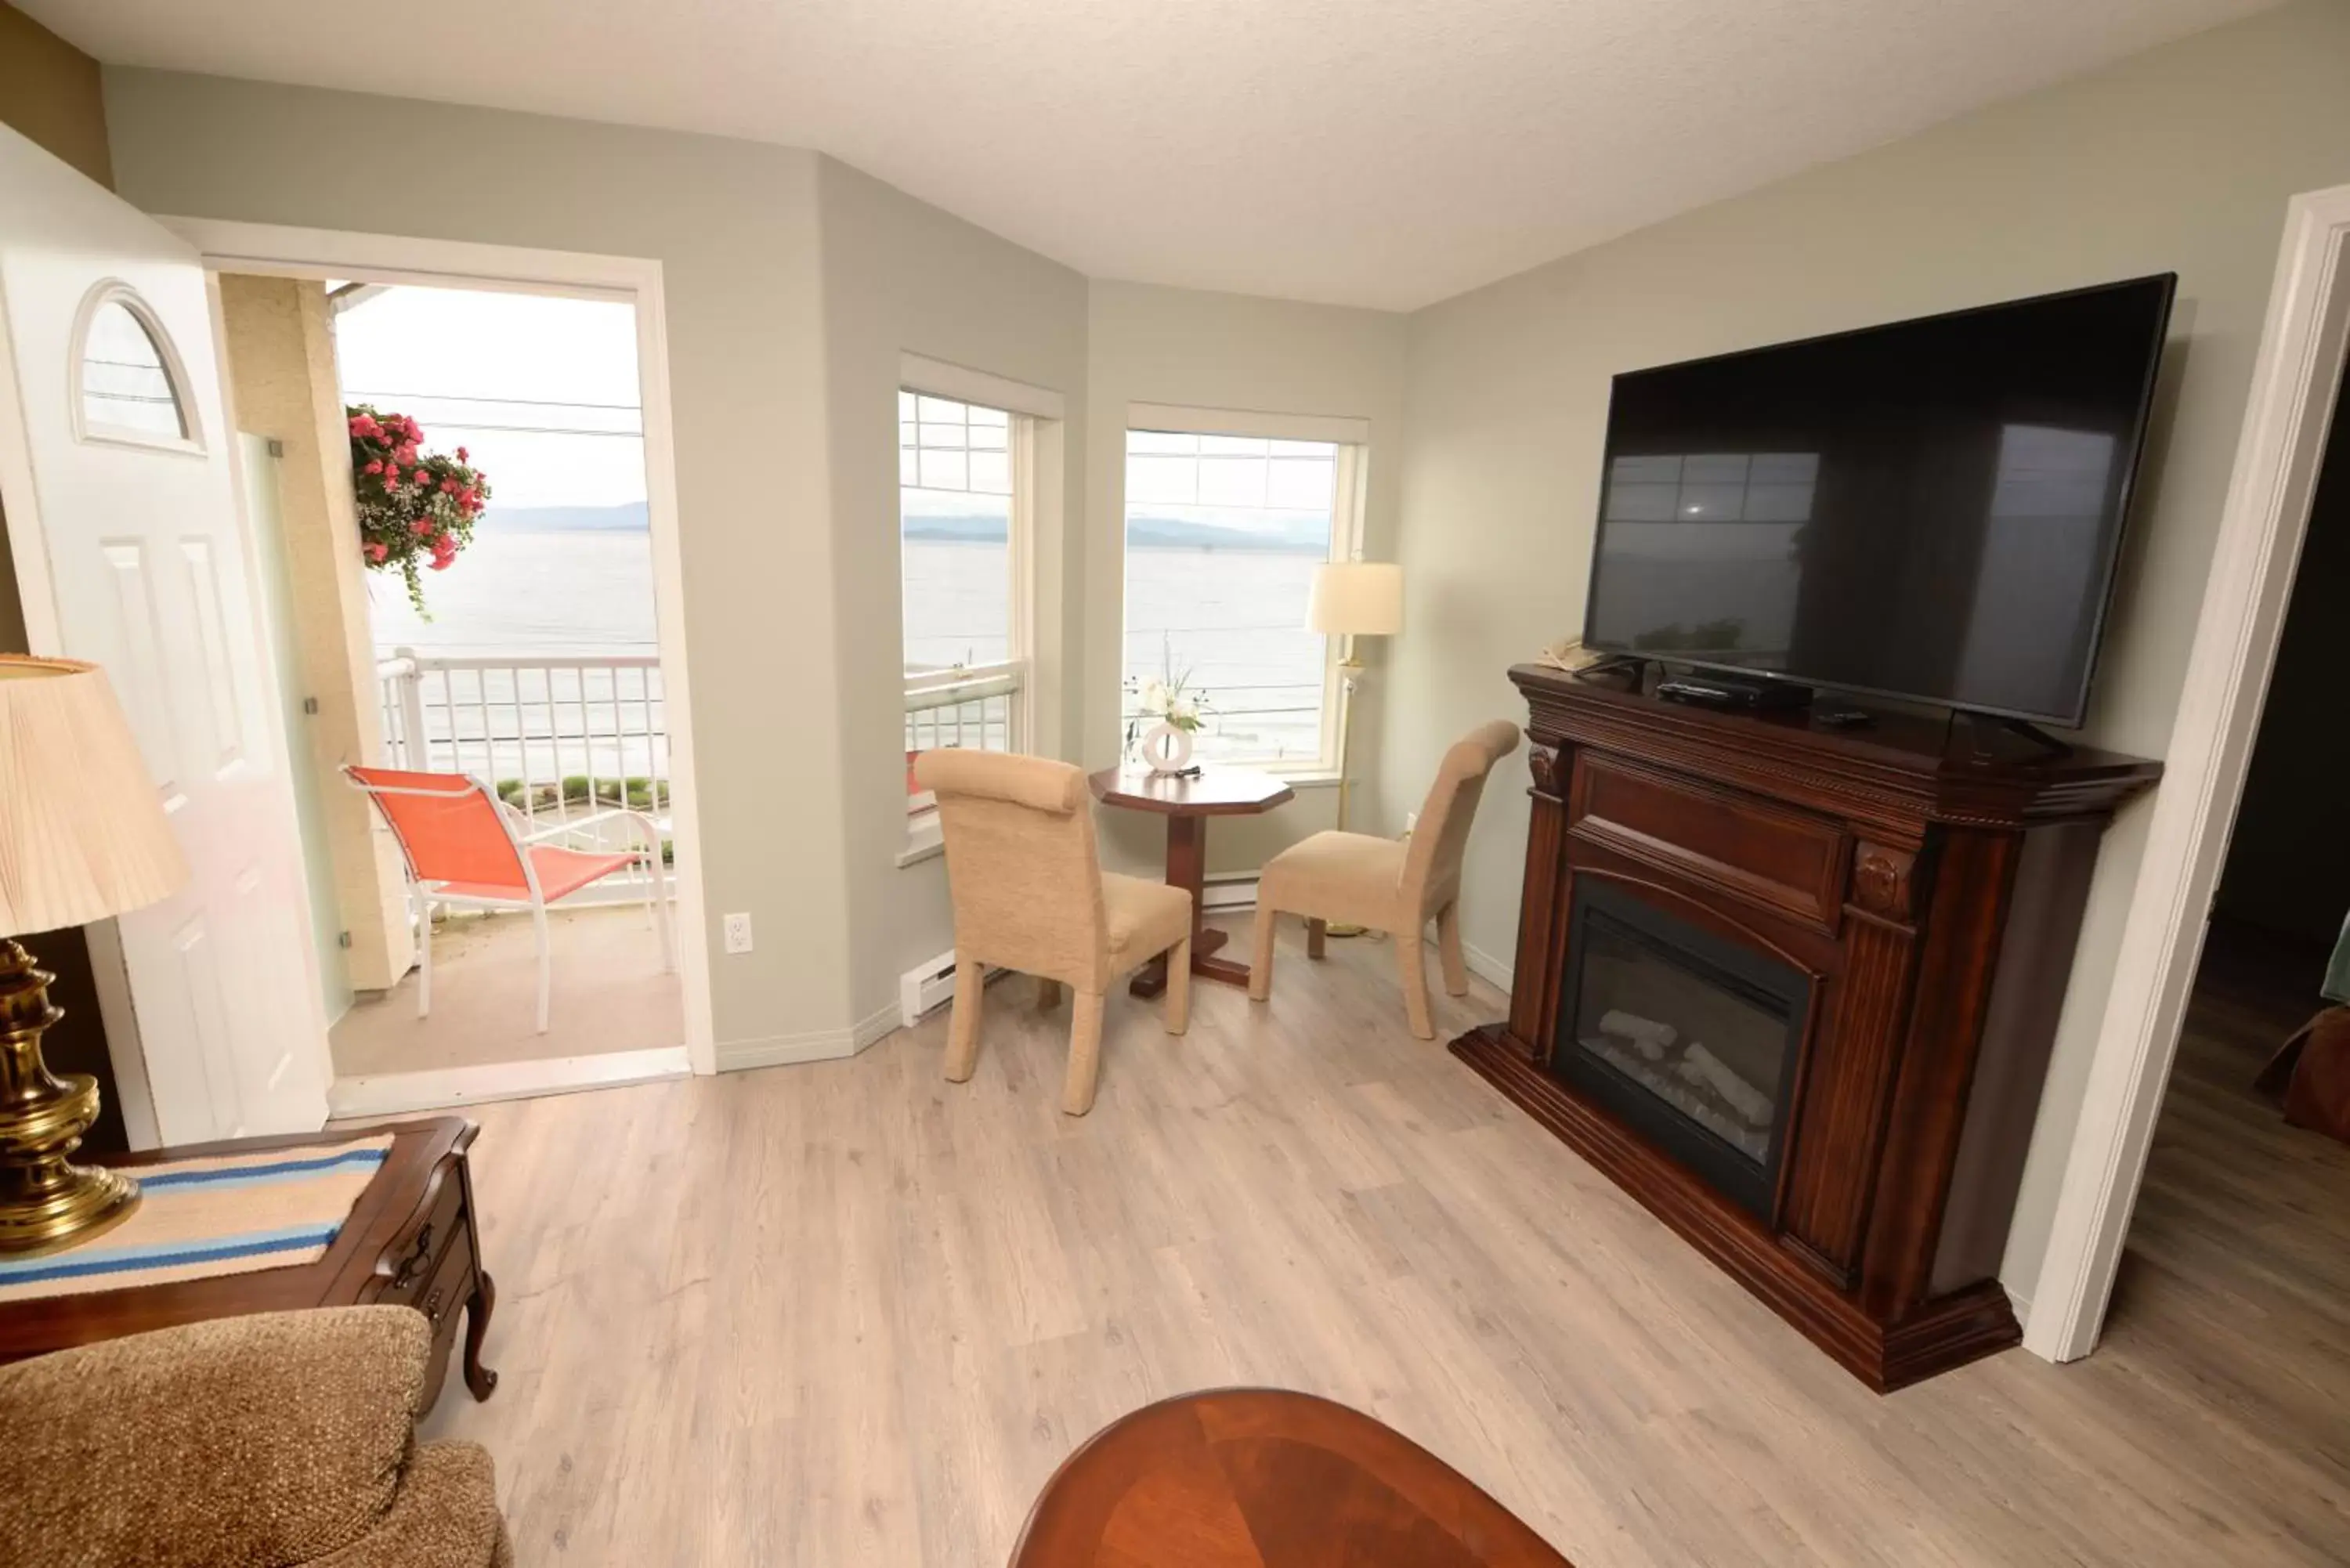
[1307,558,1404,845]
[0,655,189,1254]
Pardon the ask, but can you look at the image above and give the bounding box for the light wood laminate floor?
[421,913,2350,1565]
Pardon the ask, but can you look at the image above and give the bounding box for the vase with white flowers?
[1125,638,1212,775]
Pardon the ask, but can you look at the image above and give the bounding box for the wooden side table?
[0,1117,497,1412]
[1090,766,1295,995]
[1012,1389,1574,1566]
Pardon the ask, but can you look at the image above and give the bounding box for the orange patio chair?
[344,766,674,1034]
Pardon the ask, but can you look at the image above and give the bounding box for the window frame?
[1120,406,1371,777]
[69,280,206,456]
[898,357,1064,858]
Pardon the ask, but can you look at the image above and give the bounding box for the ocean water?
[1120,545,1326,764]
[378,533,1329,764]
[369,529,660,656]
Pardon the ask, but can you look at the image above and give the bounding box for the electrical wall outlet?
[722,912,754,955]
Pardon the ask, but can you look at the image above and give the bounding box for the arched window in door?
[73,284,201,450]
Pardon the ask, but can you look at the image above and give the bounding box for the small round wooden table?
[1010,1388,1575,1567]
[1090,766,1294,995]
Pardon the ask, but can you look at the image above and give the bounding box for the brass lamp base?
[0,939,139,1256]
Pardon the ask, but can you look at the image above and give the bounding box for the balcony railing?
[904,659,1023,808]
[377,648,671,898]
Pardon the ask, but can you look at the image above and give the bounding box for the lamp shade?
[1307,561,1404,638]
[0,656,187,936]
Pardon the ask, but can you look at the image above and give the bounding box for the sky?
[331,284,647,511]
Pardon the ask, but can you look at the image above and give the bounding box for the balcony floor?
[330,903,683,1078]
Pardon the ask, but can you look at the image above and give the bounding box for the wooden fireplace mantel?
[1452,664,2160,1391]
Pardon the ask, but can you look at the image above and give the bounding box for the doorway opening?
[2025,184,2350,1366]
[2097,358,2350,1430]
[197,236,712,1113]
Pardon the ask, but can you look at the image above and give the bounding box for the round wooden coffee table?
[1089,767,1294,995]
[1011,1388,1574,1566]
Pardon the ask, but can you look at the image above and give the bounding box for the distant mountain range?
[904,510,1328,553]
[488,502,1327,554]
[484,502,649,533]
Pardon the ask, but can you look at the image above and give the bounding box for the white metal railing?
[376,647,672,896]
[904,660,1023,810]
[905,660,1021,750]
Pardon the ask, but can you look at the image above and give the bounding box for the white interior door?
[0,125,330,1145]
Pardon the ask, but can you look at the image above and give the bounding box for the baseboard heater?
[1199,875,1258,913]
[899,876,1259,1028]
[899,949,970,1028]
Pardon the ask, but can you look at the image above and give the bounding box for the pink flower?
[364,541,388,563]
[413,518,436,536]
[441,478,457,493]
[363,459,383,475]
[349,413,380,438]
[455,446,468,462]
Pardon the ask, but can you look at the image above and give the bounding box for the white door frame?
[156,217,718,1078]
[2026,182,2350,1363]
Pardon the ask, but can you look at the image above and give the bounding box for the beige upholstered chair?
[0,1306,511,1567]
[1249,720,1521,1039]
[918,749,1195,1115]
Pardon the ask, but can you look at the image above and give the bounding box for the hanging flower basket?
[348,404,490,615]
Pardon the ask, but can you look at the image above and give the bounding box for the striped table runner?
[0,1135,394,1303]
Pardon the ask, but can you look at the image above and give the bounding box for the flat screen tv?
[1582,274,2176,726]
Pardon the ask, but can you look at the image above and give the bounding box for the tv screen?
[1582,275,2175,725]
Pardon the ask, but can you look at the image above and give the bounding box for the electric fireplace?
[1550,880,1808,1220]
[1452,663,2164,1390]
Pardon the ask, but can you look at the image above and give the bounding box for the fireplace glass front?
[1549,879,1810,1219]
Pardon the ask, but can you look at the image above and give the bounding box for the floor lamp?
[1307,562,1403,937]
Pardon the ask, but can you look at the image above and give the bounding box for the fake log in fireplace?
[1556,879,1807,1221]
[1452,665,2160,1391]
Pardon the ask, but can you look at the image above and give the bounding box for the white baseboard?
[1461,939,1513,993]
[854,1000,901,1052]
[718,1001,900,1072]
[329,1045,690,1118]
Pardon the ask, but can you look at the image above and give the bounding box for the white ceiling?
[35,0,2280,311]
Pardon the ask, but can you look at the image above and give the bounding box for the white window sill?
[898,812,943,868]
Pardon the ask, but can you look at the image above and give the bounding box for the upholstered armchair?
[917,750,1194,1114]
[1249,720,1521,1039]
[0,1306,511,1568]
